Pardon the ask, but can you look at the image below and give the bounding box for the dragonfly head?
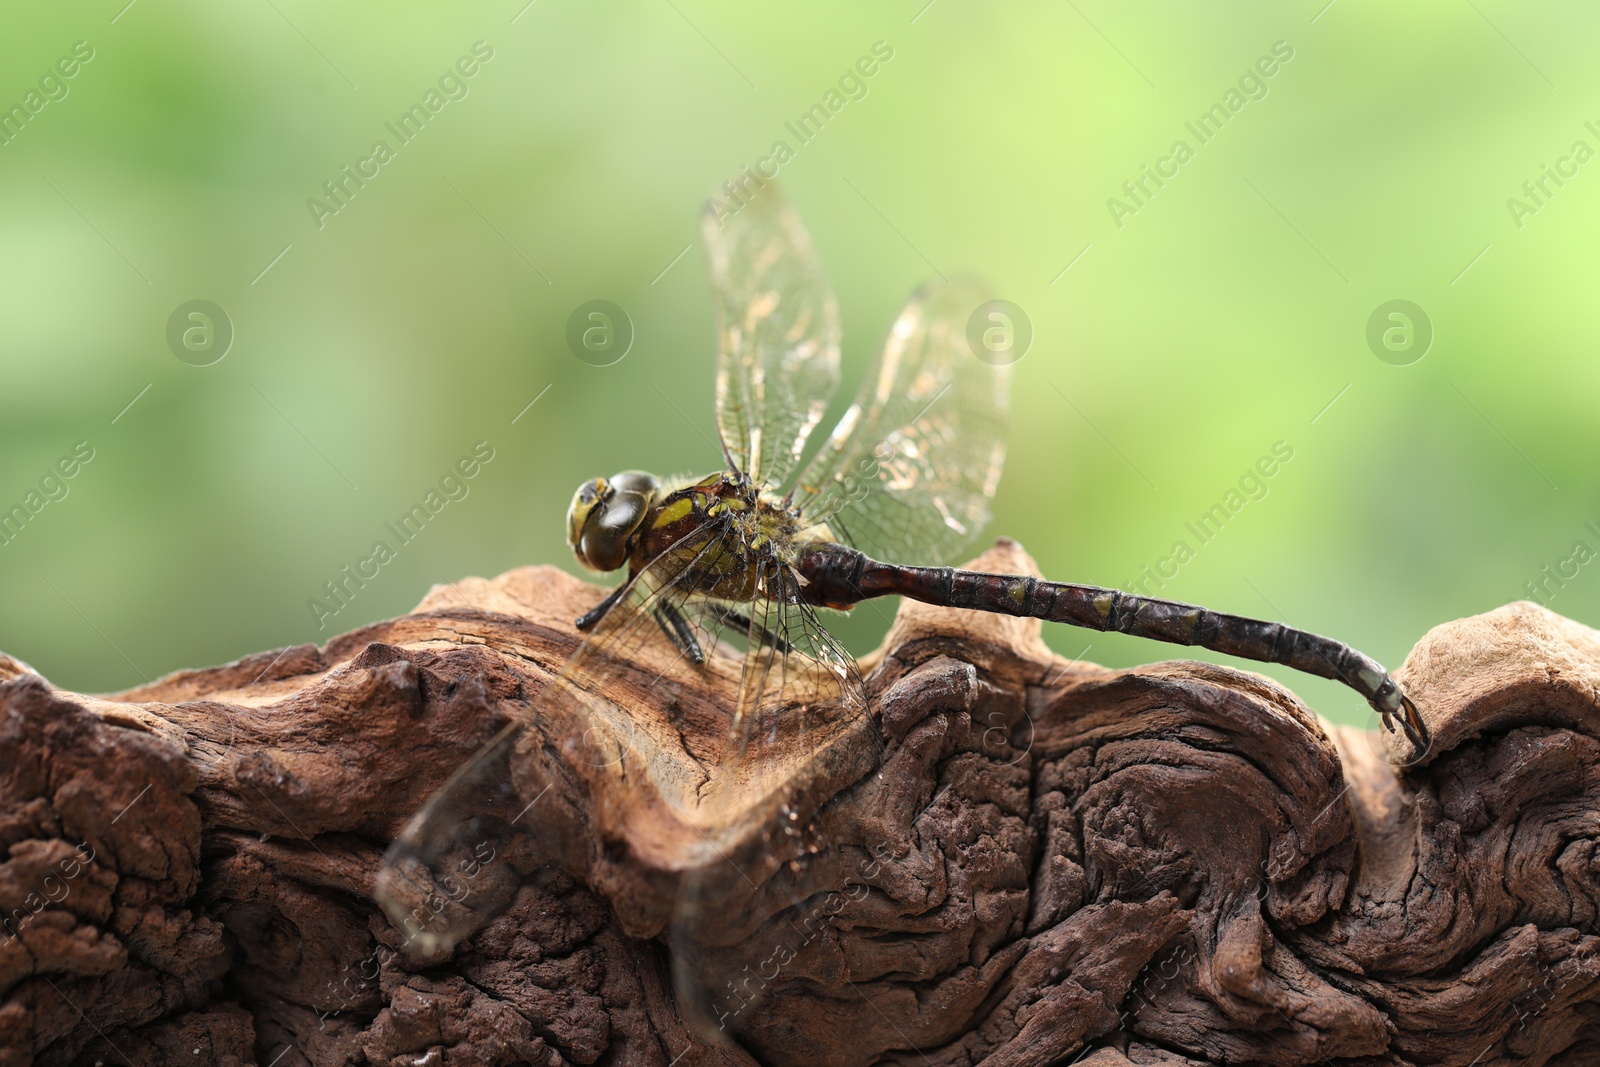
[566,470,660,573]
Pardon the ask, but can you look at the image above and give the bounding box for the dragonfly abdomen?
[796,542,1427,755]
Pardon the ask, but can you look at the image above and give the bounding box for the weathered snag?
[2,540,1598,1066]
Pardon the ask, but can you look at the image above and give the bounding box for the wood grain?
[3,540,1597,1066]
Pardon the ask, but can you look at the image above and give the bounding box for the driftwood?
[3,539,1599,1067]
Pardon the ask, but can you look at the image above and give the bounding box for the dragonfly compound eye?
[568,472,659,573]
[607,470,660,496]
[566,478,609,560]
[566,479,608,572]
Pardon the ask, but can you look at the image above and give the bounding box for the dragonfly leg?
[704,606,793,653]
[576,582,629,631]
[654,602,706,665]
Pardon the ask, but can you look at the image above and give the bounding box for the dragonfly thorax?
[641,473,810,564]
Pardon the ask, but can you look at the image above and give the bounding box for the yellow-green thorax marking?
[567,470,832,603]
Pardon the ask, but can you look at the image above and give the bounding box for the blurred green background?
[3,0,1596,733]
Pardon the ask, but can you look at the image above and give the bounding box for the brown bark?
[2,540,1598,1067]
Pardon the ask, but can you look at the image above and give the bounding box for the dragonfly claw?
[1394,693,1431,766]
[1374,692,1430,766]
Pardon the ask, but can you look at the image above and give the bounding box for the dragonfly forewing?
[672,557,880,1040]
[377,519,881,975]
[373,719,538,961]
[376,522,747,956]
[791,277,1010,567]
[704,180,841,489]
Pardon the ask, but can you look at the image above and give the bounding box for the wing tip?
[909,274,993,305]
[703,174,789,227]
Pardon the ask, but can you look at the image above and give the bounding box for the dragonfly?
[376,179,1428,1037]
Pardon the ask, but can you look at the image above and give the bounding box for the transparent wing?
[375,522,738,958]
[378,531,879,1045]
[790,278,1011,566]
[375,526,875,977]
[723,557,867,765]
[704,180,841,489]
[671,558,880,1041]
